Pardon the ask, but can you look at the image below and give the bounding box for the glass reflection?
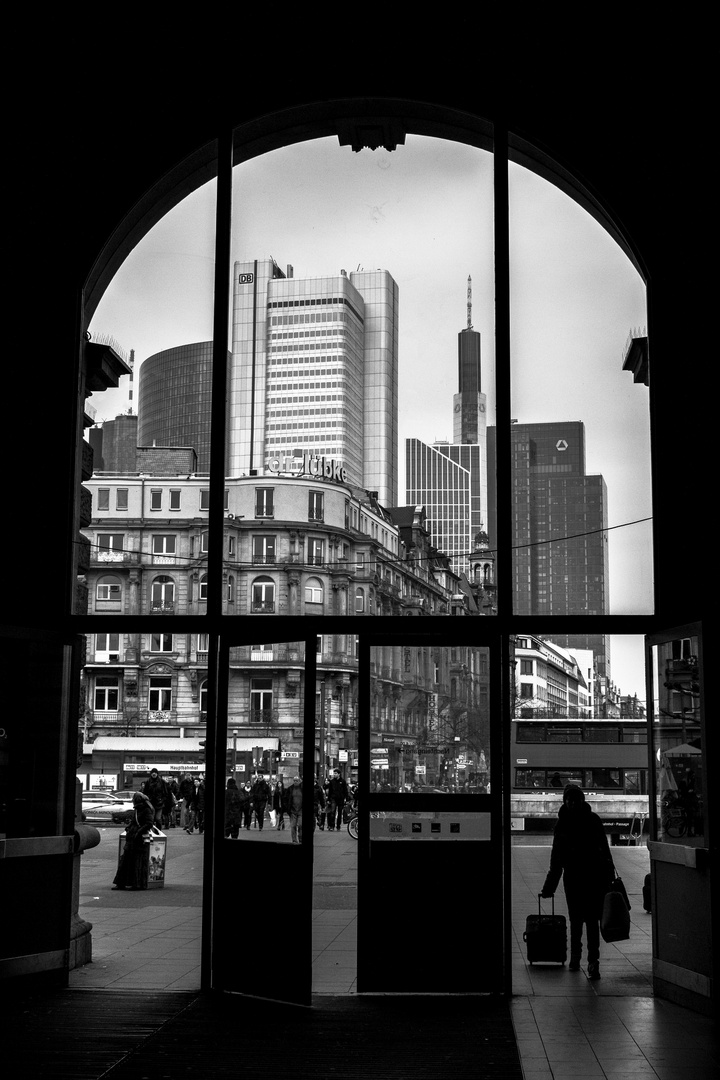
[652,635,703,845]
[226,641,306,843]
[369,645,490,793]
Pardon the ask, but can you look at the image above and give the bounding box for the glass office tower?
[228,260,399,506]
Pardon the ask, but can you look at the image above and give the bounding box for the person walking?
[286,775,304,843]
[113,791,155,890]
[194,778,206,834]
[540,783,615,979]
[273,777,286,829]
[238,781,253,830]
[142,768,168,827]
[224,778,243,839]
[251,773,271,830]
[178,773,196,832]
[326,769,349,831]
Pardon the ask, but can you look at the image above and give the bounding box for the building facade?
[512,634,592,719]
[229,260,399,505]
[137,341,217,473]
[80,455,483,788]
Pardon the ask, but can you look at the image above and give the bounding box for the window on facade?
[252,535,276,564]
[151,576,175,611]
[170,489,181,510]
[150,489,162,510]
[116,488,128,511]
[355,588,365,613]
[251,576,275,613]
[201,531,209,553]
[149,676,172,712]
[97,488,110,511]
[197,633,209,655]
[95,633,120,661]
[255,488,274,518]
[250,678,273,722]
[96,577,122,604]
[227,575,235,603]
[150,633,173,652]
[308,538,324,566]
[152,535,176,558]
[97,534,124,559]
[199,574,208,601]
[200,680,208,715]
[308,491,323,522]
[94,676,119,711]
[200,489,210,510]
[305,578,323,604]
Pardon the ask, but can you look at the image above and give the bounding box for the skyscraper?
[405,285,488,576]
[487,420,610,673]
[228,260,399,505]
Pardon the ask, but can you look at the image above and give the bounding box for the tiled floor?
[71,830,718,1078]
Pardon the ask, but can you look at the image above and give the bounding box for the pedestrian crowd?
[225,768,356,843]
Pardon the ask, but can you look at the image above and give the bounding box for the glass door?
[356,635,507,994]
[209,637,316,1003]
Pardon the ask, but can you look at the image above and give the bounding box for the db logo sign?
[238,273,254,284]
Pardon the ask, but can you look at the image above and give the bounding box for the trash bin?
[117,826,167,889]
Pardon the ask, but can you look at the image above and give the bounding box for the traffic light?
[253,745,262,767]
[226,749,234,773]
[198,739,206,763]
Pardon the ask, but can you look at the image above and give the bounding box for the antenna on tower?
[467,275,473,330]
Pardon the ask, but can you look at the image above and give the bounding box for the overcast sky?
[89,135,651,695]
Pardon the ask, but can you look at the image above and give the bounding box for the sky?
[89,135,652,695]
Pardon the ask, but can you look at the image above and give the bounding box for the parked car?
[81,792,124,823]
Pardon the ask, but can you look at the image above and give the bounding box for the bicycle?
[347,808,358,839]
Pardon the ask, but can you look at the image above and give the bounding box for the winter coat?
[327,776,349,804]
[179,778,195,803]
[143,773,168,810]
[542,801,614,906]
[224,781,243,828]
[252,779,271,807]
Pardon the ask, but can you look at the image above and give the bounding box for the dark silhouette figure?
[541,784,614,979]
[113,792,155,890]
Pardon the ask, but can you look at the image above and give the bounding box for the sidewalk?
[69,830,718,1079]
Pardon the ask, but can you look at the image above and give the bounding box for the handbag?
[609,874,631,911]
[601,885,631,942]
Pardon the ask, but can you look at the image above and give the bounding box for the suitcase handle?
[537,892,555,916]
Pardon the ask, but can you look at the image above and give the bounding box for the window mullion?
[208,131,234,622]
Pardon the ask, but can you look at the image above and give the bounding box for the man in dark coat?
[178,773,196,832]
[251,774,271,829]
[224,778,243,839]
[142,768,168,826]
[326,769,349,830]
[541,784,615,979]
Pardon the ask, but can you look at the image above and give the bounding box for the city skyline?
[86,134,651,690]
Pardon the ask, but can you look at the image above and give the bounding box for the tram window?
[585,769,621,789]
[515,769,546,788]
[583,726,618,743]
[516,724,544,742]
[622,727,647,744]
[546,727,582,743]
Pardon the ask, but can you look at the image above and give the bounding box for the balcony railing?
[251,601,275,614]
[150,601,175,613]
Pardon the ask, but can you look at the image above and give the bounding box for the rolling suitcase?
[523,893,567,964]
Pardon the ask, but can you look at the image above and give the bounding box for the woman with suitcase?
[541,783,614,979]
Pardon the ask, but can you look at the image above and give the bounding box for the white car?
[81,792,124,823]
